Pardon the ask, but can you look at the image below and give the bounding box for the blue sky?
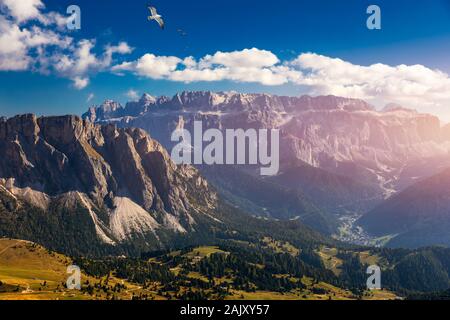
[1,0,450,119]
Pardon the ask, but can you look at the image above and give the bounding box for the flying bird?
[147,6,164,29]
[177,28,188,37]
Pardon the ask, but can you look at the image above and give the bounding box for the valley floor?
[335,214,394,247]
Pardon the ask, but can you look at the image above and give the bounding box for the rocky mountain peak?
[0,114,218,245]
[100,100,122,112]
[140,93,156,104]
[0,113,40,142]
[83,92,378,124]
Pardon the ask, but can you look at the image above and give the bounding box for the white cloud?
[52,40,101,89]
[0,2,132,89]
[0,13,72,71]
[289,53,450,117]
[116,48,291,86]
[53,39,131,87]
[25,26,72,48]
[199,48,279,68]
[135,53,181,79]
[72,76,89,90]
[221,66,288,86]
[126,89,139,101]
[182,56,197,68]
[171,66,288,86]
[0,16,31,70]
[72,40,98,74]
[87,93,94,103]
[0,0,44,23]
[107,42,133,55]
[103,42,133,67]
[169,68,227,83]
[111,61,134,75]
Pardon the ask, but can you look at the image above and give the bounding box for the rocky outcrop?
[0,114,217,247]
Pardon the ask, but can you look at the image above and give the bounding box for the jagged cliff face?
[0,114,217,249]
[84,92,450,197]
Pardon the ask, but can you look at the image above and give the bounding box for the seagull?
[147,6,164,29]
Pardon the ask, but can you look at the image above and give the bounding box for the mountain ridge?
[82,91,450,225]
[0,114,220,253]
[359,167,450,248]
[83,91,450,188]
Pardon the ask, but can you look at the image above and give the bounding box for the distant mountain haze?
[83,92,450,248]
[359,167,450,248]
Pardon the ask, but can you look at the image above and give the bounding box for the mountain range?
[0,113,331,256]
[3,107,450,297]
[83,91,450,248]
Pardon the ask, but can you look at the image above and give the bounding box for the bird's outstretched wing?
[155,17,165,29]
[148,6,157,16]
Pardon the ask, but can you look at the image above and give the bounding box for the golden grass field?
[0,238,163,300]
[0,240,398,300]
[0,238,88,300]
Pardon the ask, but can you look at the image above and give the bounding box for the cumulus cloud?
[0,0,44,23]
[103,42,133,66]
[126,89,139,101]
[289,53,450,116]
[0,16,31,70]
[50,40,133,89]
[199,48,279,68]
[107,42,133,55]
[0,1,132,89]
[175,48,288,85]
[72,76,89,90]
[112,53,182,79]
[136,54,181,79]
[115,48,291,86]
[111,49,450,119]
